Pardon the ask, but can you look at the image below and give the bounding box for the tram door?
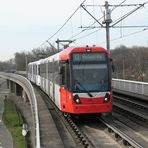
[60,62,70,110]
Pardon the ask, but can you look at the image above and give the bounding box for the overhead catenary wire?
[80,6,83,27]
[84,0,127,11]
[81,4,104,27]
[111,0,127,11]
[46,0,87,42]
[37,0,87,49]
[40,0,132,48]
[69,0,128,41]
[38,1,148,50]
[69,25,102,40]
[68,12,104,40]
[86,2,147,7]
[144,5,148,13]
[78,1,147,30]
[75,28,102,40]
[74,1,148,47]
[111,3,147,27]
[99,27,148,45]
[117,27,148,39]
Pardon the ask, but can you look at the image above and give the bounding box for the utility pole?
[102,1,112,52]
[81,1,112,52]
[55,39,75,52]
[81,1,147,52]
[56,38,60,52]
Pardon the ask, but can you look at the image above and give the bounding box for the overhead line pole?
[102,1,112,52]
[80,1,148,52]
[55,39,75,51]
[81,1,112,52]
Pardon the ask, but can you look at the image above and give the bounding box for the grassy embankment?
[3,99,27,148]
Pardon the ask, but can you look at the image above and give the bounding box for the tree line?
[0,45,148,82]
[0,59,15,72]
[15,46,57,71]
[0,45,57,72]
[111,45,148,82]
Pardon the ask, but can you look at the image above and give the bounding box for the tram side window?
[33,65,35,75]
[34,65,37,75]
[40,64,44,78]
[43,64,46,78]
[66,63,70,90]
[48,61,52,81]
[60,61,70,89]
[53,61,60,85]
[40,64,42,77]
[60,65,65,86]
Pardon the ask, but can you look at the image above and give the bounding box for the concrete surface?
[34,87,65,148]
[0,79,13,148]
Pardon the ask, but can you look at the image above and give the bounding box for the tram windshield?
[72,52,109,93]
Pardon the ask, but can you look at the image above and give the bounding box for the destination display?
[72,53,106,62]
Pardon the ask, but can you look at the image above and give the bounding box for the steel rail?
[99,117,143,148]
[42,92,94,148]
[0,72,40,148]
[113,94,148,109]
[113,93,148,121]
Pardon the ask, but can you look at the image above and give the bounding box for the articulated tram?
[28,46,112,115]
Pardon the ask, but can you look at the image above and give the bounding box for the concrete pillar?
[22,89,29,102]
[16,83,23,96]
[7,80,10,89]
[10,81,15,93]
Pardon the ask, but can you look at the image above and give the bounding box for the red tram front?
[59,47,112,114]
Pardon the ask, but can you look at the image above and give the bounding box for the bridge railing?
[112,78,148,96]
[0,72,40,148]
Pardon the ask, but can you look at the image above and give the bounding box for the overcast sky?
[0,0,148,61]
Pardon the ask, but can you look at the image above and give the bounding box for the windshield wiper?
[74,80,93,97]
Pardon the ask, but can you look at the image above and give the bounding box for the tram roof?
[59,46,107,60]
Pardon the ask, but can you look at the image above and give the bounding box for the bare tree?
[111,46,148,82]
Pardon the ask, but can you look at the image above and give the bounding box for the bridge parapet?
[0,72,40,148]
[112,78,148,97]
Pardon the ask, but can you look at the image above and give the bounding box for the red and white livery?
[28,46,112,115]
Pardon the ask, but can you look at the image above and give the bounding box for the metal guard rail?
[112,78,148,97]
[0,72,40,148]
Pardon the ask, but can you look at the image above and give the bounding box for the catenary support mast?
[102,1,112,52]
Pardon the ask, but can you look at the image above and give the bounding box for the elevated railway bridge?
[0,72,148,148]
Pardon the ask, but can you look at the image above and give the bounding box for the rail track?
[99,116,147,148]
[113,91,148,122]
[35,85,148,148]
[38,88,121,148]
[35,85,93,148]
[112,91,148,147]
[75,115,147,148]
[2,73,147,147]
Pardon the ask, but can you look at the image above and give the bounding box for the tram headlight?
[104,93,110,103]
[73,94,81,104]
